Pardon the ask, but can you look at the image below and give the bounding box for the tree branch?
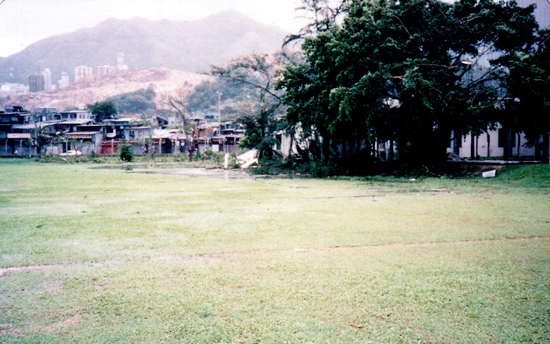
[212,68,283,102]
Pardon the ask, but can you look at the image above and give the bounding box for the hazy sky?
[0,0,307,57]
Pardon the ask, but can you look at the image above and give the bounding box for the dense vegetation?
[107,88,157,115]
[211,53,290,158]
[88,100,118,122]
[186,78,257,117]
[276,0,550,164]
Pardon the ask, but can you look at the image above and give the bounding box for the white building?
[57,72,70,89]
[117,52,128,71]
[98,65,117,75]
[0,83,29,97]
[448,126,546,160]
[74,65,93,82]
[41,68,53,91]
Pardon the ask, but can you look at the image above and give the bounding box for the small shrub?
[229,154,240,169]
[202,147,223,163]
[120,145,134,162]
[172,153,187,162]
[193,150,202,162]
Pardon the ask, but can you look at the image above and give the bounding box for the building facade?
[98,65,117,75]
[28,74,45,93]
[41,68,53,91]
[57,72,70,89]
[74,65,93,82]
[0,83,29,97]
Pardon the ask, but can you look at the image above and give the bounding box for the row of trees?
[274,0,550,163]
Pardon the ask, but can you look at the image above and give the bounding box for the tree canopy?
[500,28,550,159]
[186,77,257,117]
[107,88,157,115]
[212,54,288,158]
[278,0,543,163]
[88,100,118,122]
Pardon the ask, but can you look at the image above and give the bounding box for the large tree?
[500,29,550,162]
[88,100,118,123]
[212,54,288,158]
[278,0,538,163]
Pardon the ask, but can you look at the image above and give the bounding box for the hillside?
[0,11,288,84]
[0,68,213,111]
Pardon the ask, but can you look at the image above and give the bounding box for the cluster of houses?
[0,106,246,157]
[0,105,547,162]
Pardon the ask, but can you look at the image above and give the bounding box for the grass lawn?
[1,160,549,343]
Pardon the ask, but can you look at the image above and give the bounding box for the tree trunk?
[288,130,295,158]
[321,133,331,162]
[470,134,475,160]
[341,140,347,158]
[453,131,460,155]
[487,132,491,158]
[544,132,550,164]
[504,128,514,160]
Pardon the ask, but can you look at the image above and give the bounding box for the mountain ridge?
[0,11,288,84]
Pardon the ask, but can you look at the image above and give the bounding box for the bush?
[202,147,223,163]
[120,145,134,162]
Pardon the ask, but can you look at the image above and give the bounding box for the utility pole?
[216,91,222,116]
[216,91,223,154]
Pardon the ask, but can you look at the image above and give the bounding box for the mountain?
[0,11,288,84]
[0,68,213,111]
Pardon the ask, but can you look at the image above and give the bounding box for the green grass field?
[1,160,549,343]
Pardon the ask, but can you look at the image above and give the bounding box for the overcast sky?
[0,0,307,57]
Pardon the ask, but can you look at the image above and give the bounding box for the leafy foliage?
[186,78,257,116]
[278,0,540,164]
[88,100,118,122]
[212,54,288,158]
[500,29,550,160]
[107,87,157,115]
[238,104,284,159]
[119,144,134,162]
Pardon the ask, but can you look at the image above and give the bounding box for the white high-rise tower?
[41,68,52,91]
[117,52,128,71]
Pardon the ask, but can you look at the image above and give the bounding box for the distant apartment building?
[117,52,128,71]
[0,83,29,97]
[57,72,70,89]
[29,74,45,93]
[98,65,117,75]
[41,68,53,91]
[74,65,93,82]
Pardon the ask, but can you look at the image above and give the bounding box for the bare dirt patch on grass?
[0,263,90,277]
[2,236,549,276]
[0,315,80,337]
